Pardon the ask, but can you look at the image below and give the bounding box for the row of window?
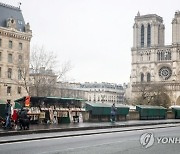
[157,51,171,61]
[88,95,123,102]
[157,49,180,61]
[0,52,23,63]
[6,86,22,95]
[87,99,123,102]
[140,24,163,48]
[140,53,151,61]
[0,67,22,80]
[0,38,23,50]
[141,24,151,47]
[141,73,151,82]
[139,51,172,62]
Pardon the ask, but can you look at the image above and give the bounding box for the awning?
[14,96,85,107]
[172,107,180,119]
[85,102,129,115]
[14,97,25,103]
[136,105,166,111]
[136,105,167,120]
[0,99,6,104]
[14,102,22,109]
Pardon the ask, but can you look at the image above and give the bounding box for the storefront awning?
[0,99,6,104]
[85,102,129,115]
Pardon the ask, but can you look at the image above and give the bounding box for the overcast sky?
[1,0,180,84]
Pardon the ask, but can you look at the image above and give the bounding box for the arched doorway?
[176,96,180,105]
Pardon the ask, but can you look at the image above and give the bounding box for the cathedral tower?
[172,11,180,45]
[133,12,165,48]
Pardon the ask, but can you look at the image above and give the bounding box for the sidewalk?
[1,119,180,137]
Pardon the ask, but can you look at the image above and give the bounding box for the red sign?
[25,96,30,107]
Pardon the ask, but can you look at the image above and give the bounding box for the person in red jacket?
[12,109,18,130]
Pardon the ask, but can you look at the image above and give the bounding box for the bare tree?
[17,45,72,97]
[133,82,171,108]
[150,84,171,108]
[17,63,30,95]
[30,45,72,97]
[15,53,30,96]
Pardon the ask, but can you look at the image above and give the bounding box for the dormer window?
[7,18,16,29]
[11,19,15,24]
[18,20,23,25]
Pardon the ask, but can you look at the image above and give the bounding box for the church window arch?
[158,25,161,44]
[164,51,168,60]
[147,24,151,47]
[178,49,180,59]
[147,73,151,82]
[141,25,144,47]
[166,50,171,60]
[162,52,165,60]
[161,51,163,60]
[147,52,151,61]
[159,51,161,61]
[140,73,144,82]
[157,51,160,61]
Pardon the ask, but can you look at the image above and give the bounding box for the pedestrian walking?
[12,109,18,130]
[4,100,12,129]
[18,108,30,130]
[110,103,116,122]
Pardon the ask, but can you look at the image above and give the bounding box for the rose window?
[159,66,172,80]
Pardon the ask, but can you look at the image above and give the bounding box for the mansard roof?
[0,2,25,32]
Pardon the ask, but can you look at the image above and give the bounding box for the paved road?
[0,125,180,154]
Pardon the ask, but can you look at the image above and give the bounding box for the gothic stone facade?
[130,11,180,105]
[0,3,32,103]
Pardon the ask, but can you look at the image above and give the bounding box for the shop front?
[15,96,86,124]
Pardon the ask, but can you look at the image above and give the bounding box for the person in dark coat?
[110,103,116,122]
[5,100,12,129]
[18,108,30,130]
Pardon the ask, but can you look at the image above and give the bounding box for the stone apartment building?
[0,3,32,103]
[55,82,86,99]
[130,11,180,105]
[80,82,125,104]
[54,82,125,104]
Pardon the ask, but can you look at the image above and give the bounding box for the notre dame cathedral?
[130,11,180,105]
